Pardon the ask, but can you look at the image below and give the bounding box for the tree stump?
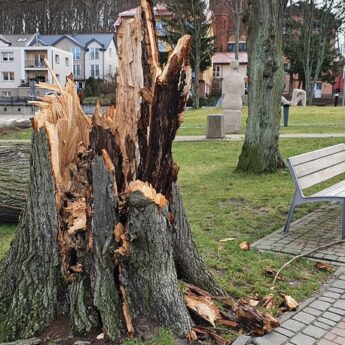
[0,1,224,341]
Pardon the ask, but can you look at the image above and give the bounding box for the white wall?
[84,41,103,79]
[103,39,117,81]
[0,47,22,90]
[48,47,73,85]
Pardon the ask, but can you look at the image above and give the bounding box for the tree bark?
[237,0,287,173]
[0,1,224,342]
[0,143,30,223]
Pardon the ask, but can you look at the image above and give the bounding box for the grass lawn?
[1,106,344,140]
[177,106,345,136]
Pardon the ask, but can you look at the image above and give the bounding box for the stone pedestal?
[223,109,241,134]
[206,114,224,139]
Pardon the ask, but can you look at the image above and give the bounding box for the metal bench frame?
[284,144,345,239]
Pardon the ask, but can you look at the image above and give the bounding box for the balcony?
[25,60,47,68]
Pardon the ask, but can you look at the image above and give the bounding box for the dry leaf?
[282,295,299,311]
[219,238,235,242]
[184,294,221,326]
[316,262,332,271]
[240,241,250,251]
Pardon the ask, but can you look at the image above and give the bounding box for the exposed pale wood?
[44,58,63,93]
[290,144,345,166]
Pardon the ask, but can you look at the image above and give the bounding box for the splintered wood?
[27,0,280,342]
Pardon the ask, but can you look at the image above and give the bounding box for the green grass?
[177,106,345,136]
[121,329,175,345]
[0,224,17,258]
[0,128,32,140]
[172,138,344,302]
[83,95,113,105]
[2,105,344,140]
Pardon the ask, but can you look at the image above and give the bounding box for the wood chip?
[240,241,250,251]
[193,327,230,345]
[219,238,235,242]
[184,294,221,327]
[96,333,105,340]
[282,295,299,311]
[233,300,279,336]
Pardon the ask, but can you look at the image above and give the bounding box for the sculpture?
[222,60,245,133]
[281,88,306,106]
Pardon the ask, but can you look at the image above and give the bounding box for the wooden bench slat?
[312,180,345,197]
[299,161,345,189]
[294,151,345,179]
[290,144,345,166]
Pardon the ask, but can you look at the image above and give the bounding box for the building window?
[2,72,14,81]
[228,43,247,52]
[109,48,112,57]
[91,64,100,77]
[1,52,14,62]
[213,65,221,78]
[71,47,80,60]
[73,64,81,76]
[239,43,246,52]
[55,54,60,64]
[283,63,289,72]
[65,57,70,66]
[2,91,11,97]
[89,47,99,60]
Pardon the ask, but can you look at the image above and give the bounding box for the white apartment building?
[0,34,72,99]
[39,33,117,89]
[0,33,117,99]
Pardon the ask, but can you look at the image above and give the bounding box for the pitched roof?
[0,33,114,49]
[0,34,35,47]
[212,52,248,64]
[114,4,171,27]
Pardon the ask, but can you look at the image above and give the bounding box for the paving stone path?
[252,204,345,265]
[249,268,345,345]
[232,203,345,345]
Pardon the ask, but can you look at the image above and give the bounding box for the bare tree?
[284,0,345,104]
[224,0,247,60]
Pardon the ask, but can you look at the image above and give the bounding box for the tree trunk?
[0,1,224,342]
[193,56,200,108]
[236,0,287,173]
[234,14,240,61]
[0,143,30,223]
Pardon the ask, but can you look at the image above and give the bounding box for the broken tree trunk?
[0,143,30,223]
[0,0,224,341]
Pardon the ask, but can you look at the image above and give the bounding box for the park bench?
[284,144,345,239]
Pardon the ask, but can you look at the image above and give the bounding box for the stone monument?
[222,60,245,133]
[281,88,306,106]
